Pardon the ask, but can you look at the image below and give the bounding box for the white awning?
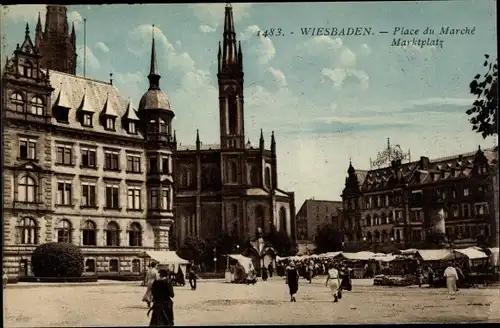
[489,247,499,266]
[341,251,375,261]
[141,251,189,265]
[416,249,453,261]
[453,247,488,260]
[228,254,254,271]
[323,251,343,259]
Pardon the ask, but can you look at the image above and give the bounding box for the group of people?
[284,260,352,303]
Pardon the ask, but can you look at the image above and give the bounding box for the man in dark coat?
[149,269,175,326]
[285,262,299,302]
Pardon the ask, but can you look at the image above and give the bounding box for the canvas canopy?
[370,254,397,262]
[141,251,189,265]
[340,251,375,261]
[453,247,488,260]
[416,249,453,261]
[489,247,499,266]
[323,251,343,259]
[228,254,254,272]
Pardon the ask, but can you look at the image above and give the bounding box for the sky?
[1,2,498,211]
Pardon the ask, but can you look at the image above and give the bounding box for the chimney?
[419,156,430,170]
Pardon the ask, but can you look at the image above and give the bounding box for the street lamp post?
[213,247,217,273]
[236,244,240,254]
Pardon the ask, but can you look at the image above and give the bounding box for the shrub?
[31,242,84,278]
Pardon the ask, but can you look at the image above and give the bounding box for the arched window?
[374,215,379,226]
[82,220,97,246]
[109,259,119,272]
[279,207,287,233]
[255,205,265,232]
[18,218,38,244]
[129,222,142,247]
[227,93,238,135]
[381,213,387,225]
[249,165,259,185]
[148,119,158,133]
[365,215,371,227]
[382,230,388,242]
[11,92,24,112]
[30,96,44,115]
[106,221,120,246]
[132,259,141,273]
[159,119,167,134]
[229,162,237,182]
[85,259,96,273]
[374,230,380,242]
[265,167,271,187]
[18,176,36,203]
[366,231,372,243]
[57,219,72,243]
[181,168,192,187]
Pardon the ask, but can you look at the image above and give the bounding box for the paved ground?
[3,277,500,326]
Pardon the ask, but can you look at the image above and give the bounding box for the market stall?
[339,251,376,278]
[226,254,255,283]
[139,251,190,285]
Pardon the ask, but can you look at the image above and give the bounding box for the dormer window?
[30,96,44,115]
[23,62,33,78]
[159,119,167,134]
[128,121,137,134]
[82,113,93,127]
[11,92,24,112]
[105,117,116,131]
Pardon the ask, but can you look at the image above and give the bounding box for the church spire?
[259,129,265,150]
[196,129,201,150]
[148,25,161,90]
[222,3,238,70]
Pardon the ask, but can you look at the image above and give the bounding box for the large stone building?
[173,5,295,246]
[295,199,342,242]
[341,144,498,251]
[2,5,175,277]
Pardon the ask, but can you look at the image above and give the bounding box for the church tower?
[218,3,245,150]
[36,5,77,74]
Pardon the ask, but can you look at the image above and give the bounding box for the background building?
[173,4,295,247]
[2,5,175,278]
[342,141,498,251]
[295,199,342,243]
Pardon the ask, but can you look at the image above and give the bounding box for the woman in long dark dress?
[149,269,175,327]
[285,262,299,302]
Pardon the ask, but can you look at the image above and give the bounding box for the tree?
[31,242,84,278]
[314,224,344,254]
[177,236,208,264]
[466,54,498,138]
[264,228,294,256]
[168,230,178,251]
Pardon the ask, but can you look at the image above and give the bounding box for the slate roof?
[48,70,142,138]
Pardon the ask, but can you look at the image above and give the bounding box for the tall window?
[19,138,36,159]
[129,223,142,247]
[105,117,116,131]
[452,205,460,218]
[104,151,120,170]
[56,145,73,165]
[279,207,287,233]
[85,259,96,273]
[18,176,36,202]
[149,155,158,173]
[132,259,141,273]
[265,167,271,187]
[462,204,471,218]
[81,148,97,168]
[106,222,120,246]
[11,93,25,112]
[109,259,119,272]
[127,187,141,210]
[149,189,159,209]
[57,181,72,205]
[161,189,170,210]
[18,218,38,244]
[23,62,33,78]
[128,121,137,134]
[105,185,119,209]
[475,203,489,216]
[180,169,192,187]
[161,155,170,174]
[127,155,141,173]
[82,220,97,246]
[232,204,238,218]
[57,219,72,243]
[30,97,44,115]
[463,187,469,196]
[249,166,258,185]
[255,205,265,232]
[159,119,167,134]
[82,113,93,127]
[81,183,96,207]
[229,162,237,183]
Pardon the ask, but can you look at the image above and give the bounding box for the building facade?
[295,199,342,243]
[2,5,175,277]
[341,146,498,251]
[173,5,296,246]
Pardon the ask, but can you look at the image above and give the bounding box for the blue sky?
[2,2,497,210]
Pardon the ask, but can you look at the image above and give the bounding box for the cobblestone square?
[3,278,500,326]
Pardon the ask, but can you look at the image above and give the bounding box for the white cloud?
[406,97,474,107]
[199,25,216,33]
[359,43,372,57]
[2,5,45,23]
[167,51,196,72]
[302,36,344,55]
[77,45,100,71]
[321,68,369,89]
[68,11,83,28]
[266,67,287,87]
[339,47,357,67]
[114,71,144,106]
[240,25,276,65]
[95,41,110,53]
[191,3,252,29]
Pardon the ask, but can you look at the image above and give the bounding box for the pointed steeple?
[25,23,30,39]
[148,25,161,90]
[35,13,43,48]
[238,41,243,69]
[222,3,238,69]
[217,41,222,72]
[348,159,356,175]
[36,13,42,32]
[173,130,177,143]
[271,131,276,154]
[71,22,76,42]
[196,129,201,150]
[259,129,264,150]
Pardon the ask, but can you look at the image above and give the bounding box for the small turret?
[238,41,243,69]
[259,129,264,151]
[196,129,201,150]
[35,12,43,48]
[217,41,222,73]
[271,131,276,155]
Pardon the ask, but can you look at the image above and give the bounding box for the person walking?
[416,265,424,288]
[326,263,341,303]
[285,262,299,302]
[261,266,268,282]
[148,269,175,326]
[427,265,434,287]
[142,262,159,308]
[444,262,459,300]
[188,263,198,290]
[268,263,274,278]
[307,262,314,283]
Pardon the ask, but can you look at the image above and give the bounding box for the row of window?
[10,93,44,115]
[178,164,272,188]
[17,175,172,211]
[84,258,142,273]
[18,138,171,174]
[17,218,144,246]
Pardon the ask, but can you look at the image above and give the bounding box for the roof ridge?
[49,70,113,87]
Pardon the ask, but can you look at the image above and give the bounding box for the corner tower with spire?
[138,25,176,251]
[36,5,77,74]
